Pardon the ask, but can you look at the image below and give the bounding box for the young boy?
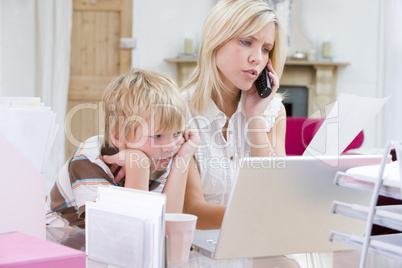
[46,68,200,228]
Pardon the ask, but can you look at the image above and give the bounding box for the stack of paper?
[331,200,402,231]
[329,143,402,264]
[335,161,401,199]
[0,97,58,239]
[0,97,58,173]
[86,186,166,267]
[329,231,402,261]
[332,161,402,232]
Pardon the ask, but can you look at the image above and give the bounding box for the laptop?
[192,155,384,260]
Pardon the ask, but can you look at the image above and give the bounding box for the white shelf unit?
[328,141,402,268]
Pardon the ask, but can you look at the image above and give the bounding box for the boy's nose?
[162,145,173,153]
[162,141,178,153]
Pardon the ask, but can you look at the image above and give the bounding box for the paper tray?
[329,230,402,261]
[331,201,402,232]
[334,172,401,200]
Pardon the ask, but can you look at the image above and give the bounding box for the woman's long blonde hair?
[182,0,287,114]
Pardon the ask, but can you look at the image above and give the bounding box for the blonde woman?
[182,0,287,229]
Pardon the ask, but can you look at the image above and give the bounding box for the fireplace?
[278,86,308,117]
[279,60,349,117]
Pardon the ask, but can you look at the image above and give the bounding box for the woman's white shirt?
[183,86,282,205]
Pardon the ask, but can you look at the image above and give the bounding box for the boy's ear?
[110,131,124,149]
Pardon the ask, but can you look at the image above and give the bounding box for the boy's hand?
[103,149,149,183]
[103,151,126,183]
[175,126,200,159]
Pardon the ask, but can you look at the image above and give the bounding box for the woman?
[182,0,287,229]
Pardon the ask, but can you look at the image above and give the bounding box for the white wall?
[132,0,383,150]
[132,0,215,79]
[301,0,380,95]
[300,0,383,150]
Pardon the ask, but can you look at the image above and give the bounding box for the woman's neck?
[213,86,241,119]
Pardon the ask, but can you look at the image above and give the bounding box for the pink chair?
[285,117,364,156]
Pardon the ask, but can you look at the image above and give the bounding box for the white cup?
[165,213,197,264]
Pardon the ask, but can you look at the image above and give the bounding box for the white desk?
[47,227,402,267]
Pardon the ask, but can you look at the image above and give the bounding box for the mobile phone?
[255,67,271,98]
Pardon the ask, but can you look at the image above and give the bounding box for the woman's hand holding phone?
[245,59,279,118]
[254,66,271,98]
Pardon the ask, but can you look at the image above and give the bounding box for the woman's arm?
[183,157,226,230]
[245,59,286,157]
[267,103,287,156]
[248,102,287,157]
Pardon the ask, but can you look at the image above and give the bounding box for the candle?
[184,38,193,55]
[307,49,316,61]
[322,41,331,58]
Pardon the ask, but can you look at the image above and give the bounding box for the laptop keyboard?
[192,229,220,253]
[206,238,218,244]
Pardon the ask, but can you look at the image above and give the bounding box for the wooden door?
[65,0,132,160]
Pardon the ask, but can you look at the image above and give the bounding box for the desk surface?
[46,227,402,268]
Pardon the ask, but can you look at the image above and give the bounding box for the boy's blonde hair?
[102,68,186,148]
[182,0,287,114]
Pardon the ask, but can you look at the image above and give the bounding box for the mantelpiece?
[164,57,198,87]
[164,57,349,117]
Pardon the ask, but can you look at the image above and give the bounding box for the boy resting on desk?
[46,68,200,228]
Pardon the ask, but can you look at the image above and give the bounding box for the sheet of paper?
[0,96,41,106]
[86,203,145,268]
[97,186,166,266]
[86,186,166,267]
[0,97,58,173]
[346,161,401,185]
[303,94,389,157]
